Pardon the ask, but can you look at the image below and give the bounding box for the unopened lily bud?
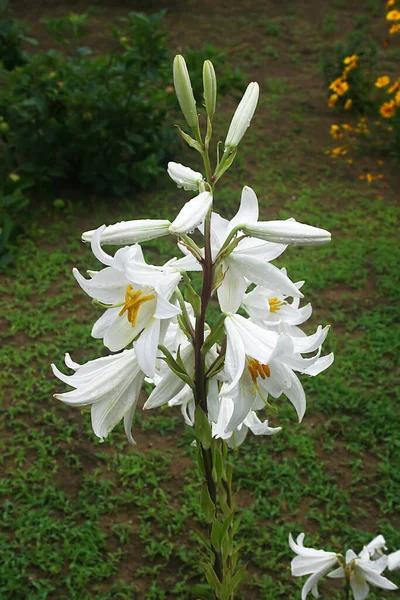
[173,55,199,130]
[203,60,217,118]
[169,191,212,235]
[167,162,203,191]
[225,82,259,149]
[82,219,171,245]
[242,220,331,246]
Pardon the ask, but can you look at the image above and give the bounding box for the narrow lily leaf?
[200,482,216,523]
[195,405,212,449]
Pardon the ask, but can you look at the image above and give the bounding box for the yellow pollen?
[119,285,155,327]
[268,297,283,313]
[247,358,271,385]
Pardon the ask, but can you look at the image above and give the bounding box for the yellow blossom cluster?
[328,55,358,109]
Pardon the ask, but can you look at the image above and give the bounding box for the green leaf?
[200,562,221,594]
[195,405,212,449]
[184,283,201,317]
[190,584,214,599]
[200,481,215,523]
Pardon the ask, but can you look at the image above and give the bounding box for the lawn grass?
[1,1,399,599]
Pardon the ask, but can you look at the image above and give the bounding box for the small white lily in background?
[167,162,203,191]
[366,535,387,559]
[52,349,144,443]
[328,546,398,600]
[289,533,339,600]
[73,227,181,375]
[225,82,259,149]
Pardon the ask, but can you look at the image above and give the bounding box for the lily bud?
[173,55,199,130]
[169,191,212,235]
[167,162,203,191]
[242,220,331,246]
[203,60,217,118]
[225,82,259,149]
[82,219,171,245]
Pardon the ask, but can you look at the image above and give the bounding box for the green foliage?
[0,0,37,70]
[0,10,174,197]
[183,43,245,100]
[0,170,29,269]
[320,17,378,112]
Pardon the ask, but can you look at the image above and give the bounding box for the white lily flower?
[212,396,281,448]
[242,220,331,246]
[222,313,333,432]
[328,547,398,600]
[388,550,400,571]
[82,194,211,247]
[73,227,181,376]
[82,219,171,245]
[242,280,312,335]
[225,82,259,149]
[289,533,339,600]
[169,191,212,235]
[52,349,144,444]
[366,535,387,559]
[167,162,203,191]
[173,186,299,313]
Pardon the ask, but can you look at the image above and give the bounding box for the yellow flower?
[341,123,353,131]
[375,76,391,88]
[386,0,395,8]
[330,124,343,139]
[328,93,339,107]
[387,9,400,20]
[388,79,399,93]
[9,173,20,183]
[389,23,400,33]
[395,91,400,106]
[331,145,348,157]
[344,98,353,110]
[329,78,349,96]
[344,54,358,65]
[380,100,396,118]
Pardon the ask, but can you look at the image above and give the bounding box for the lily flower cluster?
[52,55,333,449]
[289,532,399,600]
[52,168,332,445]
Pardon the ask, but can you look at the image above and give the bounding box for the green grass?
[1,0,400,599]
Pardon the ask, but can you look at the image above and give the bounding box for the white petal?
[167,162,203,191]
[91,307,121,339]
[350,573,369,600]
[328,566,345,579]
[144,369,185,409]
[244,411,281,436]
[229,186,259,232]
[223,318,246,391]
[225,82,259,148]
[217,263,248,313]
[291,326,330,354]
[232,255,303,298]
[169,192,213,235]
[362,566,398,590]
[243,220,331,246]
[134,318,160,377]
[73,267,127,304]
[91,377,139,441]
[388,550,400,571]
[300,353,334,376]
[82,219,171,245]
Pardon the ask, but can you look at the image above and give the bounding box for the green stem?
[345,575,351,600]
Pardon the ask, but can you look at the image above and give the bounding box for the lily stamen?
[119,285,155,327]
